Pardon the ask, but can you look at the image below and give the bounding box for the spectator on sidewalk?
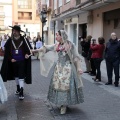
[88,39,96,76]
[105,32,120,87]
[32,29,84,115]
[80,35,92,73]
[90,37,105,82]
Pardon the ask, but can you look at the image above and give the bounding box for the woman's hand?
[31,48,43,53]
[11,59,16,62]
[77,69,83,75]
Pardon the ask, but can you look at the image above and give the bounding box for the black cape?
[0,36,32,84]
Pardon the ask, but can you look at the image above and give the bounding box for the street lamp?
[40,10,47,45]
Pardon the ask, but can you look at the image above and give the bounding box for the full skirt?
[47,67,84,106]
[0,75,7,104]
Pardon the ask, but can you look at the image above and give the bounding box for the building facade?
[43,0,120,49]
[0,1,12,36]
[12,0,41,38]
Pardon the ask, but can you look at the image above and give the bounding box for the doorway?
[78,24,87,54]
[78,24,87,39]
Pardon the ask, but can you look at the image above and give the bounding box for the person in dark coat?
[105,32,120,87]
[80,35,92,73]
[0,25,32,100]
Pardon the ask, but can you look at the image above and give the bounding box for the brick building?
[41,0,120,49]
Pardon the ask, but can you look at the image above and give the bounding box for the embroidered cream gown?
[44,43,84,106]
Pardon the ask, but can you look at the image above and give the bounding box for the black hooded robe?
[0,36,32,84]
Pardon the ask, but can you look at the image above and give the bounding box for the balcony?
[0,26,6,31]
[0,12,5,18]
[81,0,118,11]
[18,16,32,20]
[18,12,32,20]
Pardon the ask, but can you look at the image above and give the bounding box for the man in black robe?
[0,25,32,100]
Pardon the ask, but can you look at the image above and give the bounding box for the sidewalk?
[80,55,111,83]
[0,57,54,120]
[80,55,120,98]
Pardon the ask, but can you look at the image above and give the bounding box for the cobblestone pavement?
[0,56,120,120]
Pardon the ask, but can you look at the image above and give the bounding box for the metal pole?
[54,21,55,43]
[42,22,44,45]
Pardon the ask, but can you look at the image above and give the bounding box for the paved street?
[0,56,120,120]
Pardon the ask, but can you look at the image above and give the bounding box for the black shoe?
[94,79,101,82]
[114,82,119,87]
[84,71,89,73]
[19,87,24,100]
[105,82,112,85]
[92,78,97,81]
[15,85,20,95]
[90,73,96,76]
[115,84,118,87]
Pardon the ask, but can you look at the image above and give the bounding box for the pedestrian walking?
[35,35,43,49]
[0,25,32,100]
[0,34,8,57]
[34,35,43,59]
[1,34,8,51]
[105,32,120,87]
[27,36,34,49]
[91,37,105,82]
[32,30,84,114]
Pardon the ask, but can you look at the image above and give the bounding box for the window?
[59,0,62,7]
[18,0,32,9]
[65,0,70,3]
[54,0,57,10]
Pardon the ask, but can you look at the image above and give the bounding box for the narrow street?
[0,56,120,120]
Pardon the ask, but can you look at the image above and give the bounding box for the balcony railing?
[18,5,32,9]
[18,16,32,20]
[0,12,5,18]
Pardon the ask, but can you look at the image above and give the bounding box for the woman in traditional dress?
[0,75,7,104]
[32,30,84,114]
